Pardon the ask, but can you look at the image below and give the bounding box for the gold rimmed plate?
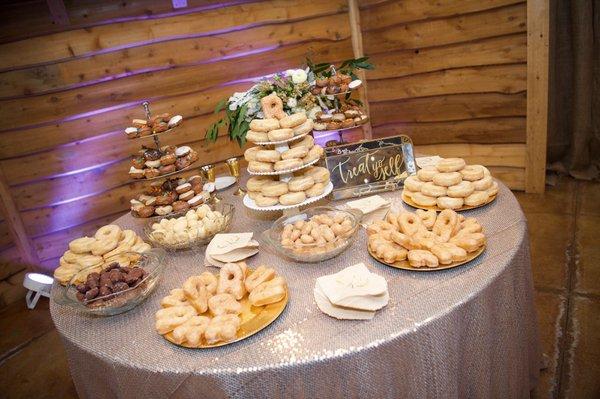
[160,271,289,348]
[368,244,486,272]
[401,190,497,212]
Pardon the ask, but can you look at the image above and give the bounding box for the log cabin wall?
[0,0,355,307]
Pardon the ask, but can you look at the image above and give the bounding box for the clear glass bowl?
[52,248,166,317]
[262,206,362,263]
[143,202,234,251]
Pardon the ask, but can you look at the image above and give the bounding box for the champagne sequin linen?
[51,181,540,398]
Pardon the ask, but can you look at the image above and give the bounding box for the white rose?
[287,98,298,108]
[291,69,307,84]
[285,69,295,77]
[228,103,237,111]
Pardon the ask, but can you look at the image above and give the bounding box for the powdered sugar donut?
[436,196,464,210]
[421,182,447,197]
[404,175,423,192]
[464,191,489,207]
[417,166,437,182]
[432,172,462,187]
[436,158,466,172]
[460,165,484,181]
[473,175,493,191]
[249,118,279,132]
[447,180,475,198]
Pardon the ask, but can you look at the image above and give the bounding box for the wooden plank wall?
[358,0,528,190]
[0,0,355,307]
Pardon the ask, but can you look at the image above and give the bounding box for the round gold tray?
[401,190,497,212]
[368,244,485,272]
[161,271,288,348]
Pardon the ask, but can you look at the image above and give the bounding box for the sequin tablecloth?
[51,182,540,399]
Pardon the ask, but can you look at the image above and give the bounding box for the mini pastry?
[326,121,341,130]
[131,156,145,169]
[139,126,153,137]
[153,122,169,133]
[332,113,345,122]
[159,164,176,175]
[175,157,191,170]
[145,160,161,168]
[125,127,139,139]
[187,194,205,207]
[172,201,190,213]
[168,115,183,128]
[144,148,162,161]
[341,119,354,128]
[176,183,192,194]
[186,149,198,163]
[178,190,195,201]
[156,191,176,205]
[132,119,147,128]
[188,175,202,186]
[144,168,160,179]
[155,205,173,216]
[161,145,177,155]
[175,146,191,157]
[137,205,155,218]
[160,154,176,166]
[313,122,327,131]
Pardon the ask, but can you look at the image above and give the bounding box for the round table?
[51,182,540,399]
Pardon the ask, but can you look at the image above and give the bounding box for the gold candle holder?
[201,164,220,203]
[226,157,245,196]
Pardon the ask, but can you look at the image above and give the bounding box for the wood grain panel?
[487,166,525,190]
[370,92,526,125]
[0,13,350,98]
[0,0,347,71]
[366,33,526,80]
[364,3,526,54]
[371,117,526,144]
[368,64,526,102]
[414,143,526,167]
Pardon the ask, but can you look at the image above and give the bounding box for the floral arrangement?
[205,58,373,146]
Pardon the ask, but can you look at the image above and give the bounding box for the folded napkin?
[205,232,259,267]
[341,195,391,227]
[314,263,389,320]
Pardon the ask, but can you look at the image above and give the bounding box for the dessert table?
[51,181,540,399]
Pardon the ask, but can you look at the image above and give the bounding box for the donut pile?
[403,158,499,210]
[130,175,210,218]
[246,112,314,144]
[245,133,323,174]
[129,145,198,180]
[246,166,331,207]
[313,104,369,131]
[280,211,355,255]
[367,209,486,268]
[148,205,229,247]
[310,73,360,96]
[125,113,182,139]
[155,263,287,346]
[53,225,151,285]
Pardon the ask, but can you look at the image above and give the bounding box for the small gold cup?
[201,164,220,203]
[226,157,245,196]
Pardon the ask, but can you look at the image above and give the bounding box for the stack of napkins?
[344,195,390,227]
[314,263,389,320]
[205,232,259,267]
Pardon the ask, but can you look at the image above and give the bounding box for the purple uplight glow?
[313,130,342,147]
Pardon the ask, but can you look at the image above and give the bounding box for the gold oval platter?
[368,244,486,272]
[401,190,497,212]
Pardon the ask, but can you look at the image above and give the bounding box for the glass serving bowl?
[52,248,166,317]
[143,202,234,251]
[262,206,362,263]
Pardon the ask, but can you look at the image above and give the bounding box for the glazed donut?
[248,277,286,306]
[487,181,499,197]
[436,158,466,172]
[279,191,306,206]
[421,182,447,197]
[274,158,303,171]
[407,249,439,268]
[247,176,274,192]
[260,93,286,120]
[204,314,240,344]
[172,201,190,213]
[268,128,294,142]
[411,192,437,207]
[460,165,484,181]
[95,225,121,241]
[398,212,424,236]
[254,194,279,207]
[464,191,489,207]
[293,119,313,136]
[404,175,423,192]
[246,130,269,143]
[281,146,308,160]
[217,263,246,300]
[62,250,81,264]
[390,231,422,250]
[74,254,103,268]
[90,237,118,256]
[432,172,462,187]
[290,134,314,150]
[288,175,315,192]
[473,175,493,191]
[436,196,464,210]
[244,265,276,292]
[155,305,196,334]
[103,229,137,258]
[416,166,437,182]
[68,237,96,254]
[187,195,204,207]
[256,149,281,163]
[176,183,192,194]
[304,167,330,183]
[305,182,326,197]
[433,209,458,242]
[280,112,307,129]
[248,161,274,173]
[303,145,324,164]
[172,315,210,346]
[261,181,289,197]
[160,288,190,308]
[447,180,474,198]
[250,118,280,132]
[244,146,261,162]
[415,209,437,229]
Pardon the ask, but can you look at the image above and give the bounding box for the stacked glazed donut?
[367,209,486,268]
[245,166,331,207]
[403,158,499,209]
[129,145,199,179]
[155,263,287,346]
[245,113,323,173]
[53,225,151,285]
